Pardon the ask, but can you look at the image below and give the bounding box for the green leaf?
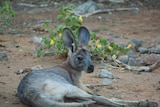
[43,22,49,28]
[56,25,65,32]
[57,15,63,22]
[68,4,75,10]
[90,32,97,40]
[37,47,43,57]
[100,39,107,46]
[64,18,71,26]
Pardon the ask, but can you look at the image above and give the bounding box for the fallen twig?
[85,84,109,87]
[113,59,160,72]
[71,7,139,17]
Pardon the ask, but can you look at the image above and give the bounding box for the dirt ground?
[0,1,160,107]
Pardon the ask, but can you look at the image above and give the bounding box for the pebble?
[74,1,99,14]
[128,50,138,58]
[130,38,143,50]
[118,55,129,64]
[150,45,160,54]
[102,78,112,85]
[17,69,24,74]
[137,47,149,54]
[128,57,143,66]
[142,54,160,65]
[0,53,8,61]
[113,34,120,38]
[130,38,143,47]
[99,69,113,79]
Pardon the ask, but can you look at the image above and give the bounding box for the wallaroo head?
[62,26,94,73]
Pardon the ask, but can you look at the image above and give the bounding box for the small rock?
[17,65,43,74]
[131,38,143,46]
[99,69,113,79]
[102,78,112,85]
[130,38,143,50]
[74,1,99,14]
[128,50,138,58]
[113,34,120,38]
[137,47,149,53]
[118,55,129,64]
[97,16,102,20]
[31,65,43,70]
[150,45,160,54]
[128,58,137,66]
[142,54,160,65]
[17,69,24,74]
[128,57,143,66]
[0,53,8,61]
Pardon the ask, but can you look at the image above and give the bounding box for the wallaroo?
[17,26,158,107]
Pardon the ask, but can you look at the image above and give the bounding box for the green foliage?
[38,4,131,60]
[90,34,130,59]
[0,1,16,27]
[57,4,82,36]
[37,4,83,57]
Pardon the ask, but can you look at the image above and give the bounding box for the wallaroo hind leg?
[64,85,96,104]
[38,84,95,107]
[64,82,124,107]
[92,95,124,107]
[29,95,95,107]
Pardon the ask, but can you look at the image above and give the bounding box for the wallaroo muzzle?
[87,65,94,73]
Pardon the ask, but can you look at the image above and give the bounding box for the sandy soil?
[0,2,160,107]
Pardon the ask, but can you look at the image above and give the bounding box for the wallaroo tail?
[17,26,96,107]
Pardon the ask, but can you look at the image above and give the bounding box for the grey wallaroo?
[17,27,123,107]
[17,26,94,107]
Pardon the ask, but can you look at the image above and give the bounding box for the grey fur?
[17,27,95,107]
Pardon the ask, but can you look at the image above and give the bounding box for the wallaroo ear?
[78,26,90,45]
[62,28,77,52]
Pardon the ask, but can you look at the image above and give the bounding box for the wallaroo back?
[17,26,96,107]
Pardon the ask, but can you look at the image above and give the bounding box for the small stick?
[113,59,160,72]
[71,7,139,17]
[85,84,109,87]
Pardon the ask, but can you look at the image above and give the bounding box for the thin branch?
[85,84,109,87]
[113,59,160,72]
[71,7,139,17]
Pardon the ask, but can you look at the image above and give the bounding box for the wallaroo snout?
[17,26,96,107]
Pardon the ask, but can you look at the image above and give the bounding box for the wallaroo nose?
[87,65,94,73]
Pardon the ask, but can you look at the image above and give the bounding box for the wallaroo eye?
[77,55,83,60]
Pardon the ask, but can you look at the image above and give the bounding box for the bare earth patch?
[0,3,160,107]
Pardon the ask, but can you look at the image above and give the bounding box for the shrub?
[38,4,131,59]
[0,1,16,29]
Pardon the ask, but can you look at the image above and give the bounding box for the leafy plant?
[90,37,131,59]
[0,1,16,27]
[38,4,83,57]
[38,4,131,59]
